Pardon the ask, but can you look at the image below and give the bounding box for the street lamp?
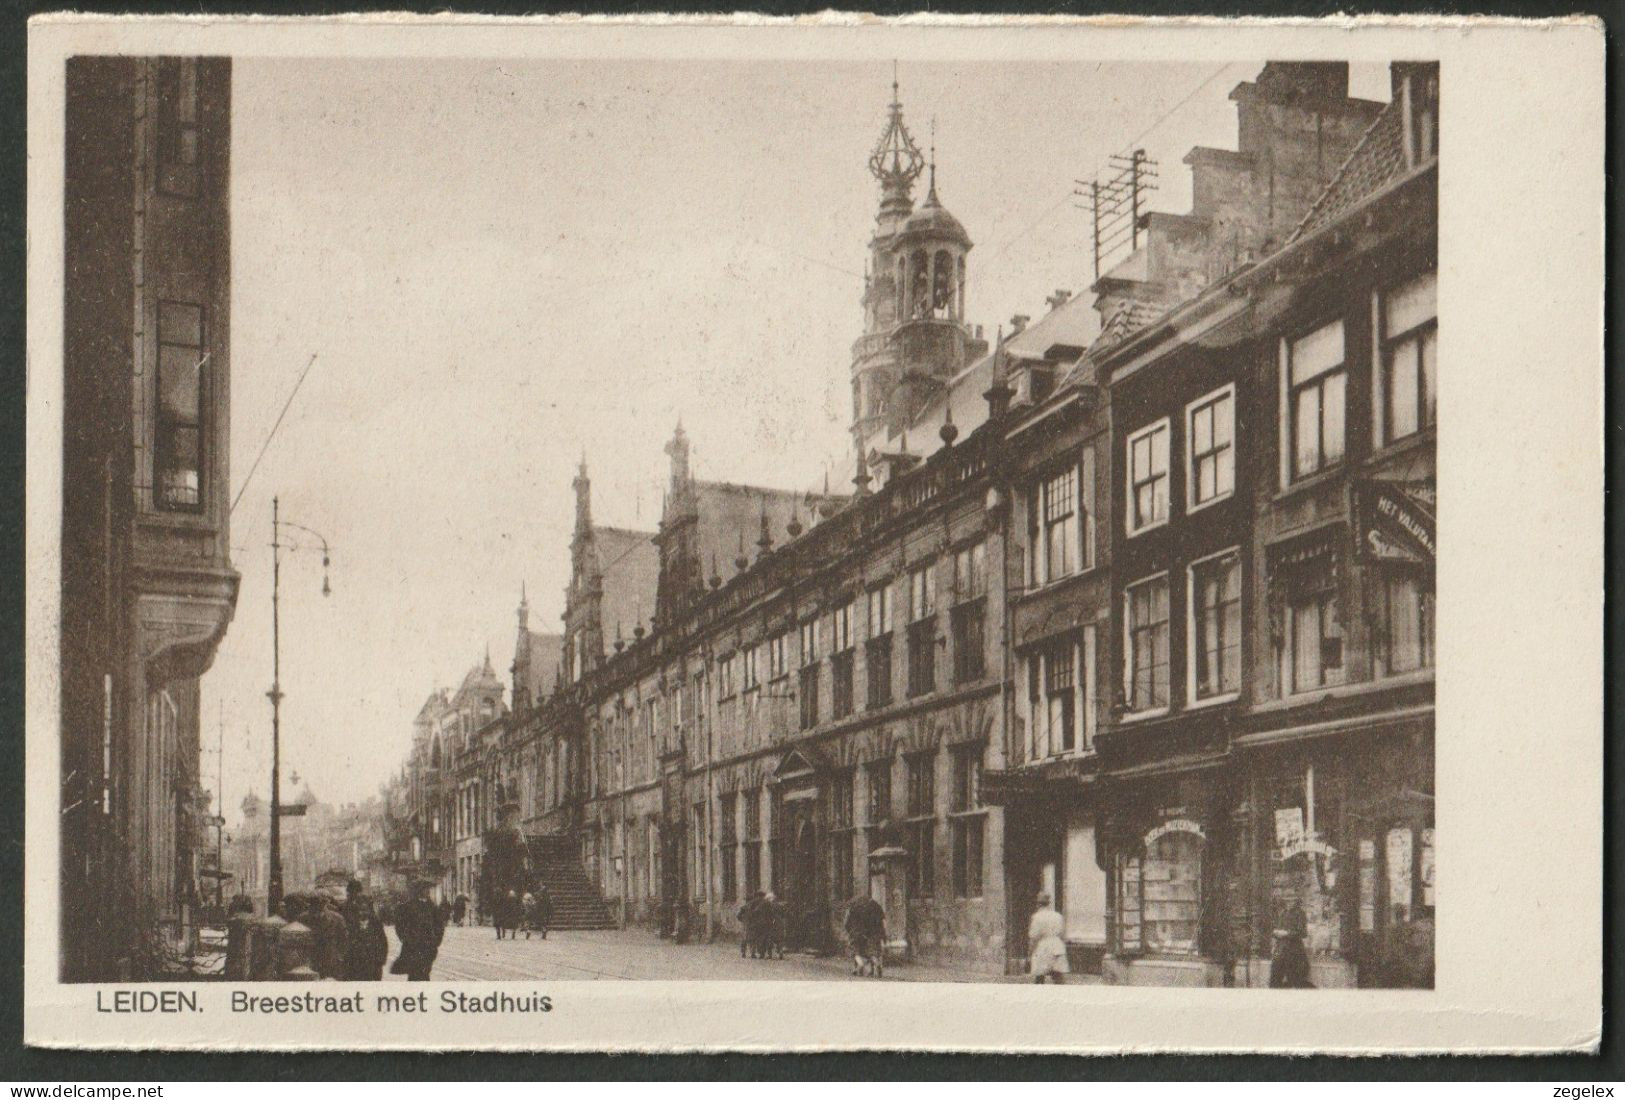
[266,496,332,914]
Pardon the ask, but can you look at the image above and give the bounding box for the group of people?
[275,879,392,981]
[492,885,553,940]
[735,891,786,959]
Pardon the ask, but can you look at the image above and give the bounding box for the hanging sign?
[1274,807,1305,848]
[1357,480,1436,564]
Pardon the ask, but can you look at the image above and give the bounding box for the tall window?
[1126,420,1171,534]
[907,562,937,698]
[951,542,987,683]
[950,745,985,899]
[832,602,855,719]
[742,788,762,898]
[742,646,759,691]
[829,770,855,902]
[1027,635,1085,758]
[866,584,894,709]
[155,301,206,511]
[1187,386,1236,509]
[1142,829,1202,955]
[718,654,736,699]
[1288,320,1347,481]
[767,633,789,681]
[1041,467,1078,577]
[718,792,738,903]
[1126,575,1171,713]
[1289,587,1345,692]
[1377,570,1435,675]
[1382,271,1438,443]
[866,759,892,828]
[1189,551,1242,701]
[155,58,200,197]
[798,619,820,730]
[905,751,936,898]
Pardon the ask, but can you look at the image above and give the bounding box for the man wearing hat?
[392,878,447,981]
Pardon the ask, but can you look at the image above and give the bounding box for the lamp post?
[266,496,332,914]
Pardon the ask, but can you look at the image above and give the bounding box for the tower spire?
[868,66,925,220]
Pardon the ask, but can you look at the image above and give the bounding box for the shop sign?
[1143,818,1204,847]
[1357,480,1436,564]
[1278,835,1336,861]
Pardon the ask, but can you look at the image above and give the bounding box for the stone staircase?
[524,833,617,931]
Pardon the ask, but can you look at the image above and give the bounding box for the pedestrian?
[391,879,447,982]
[452,893,468,927]
[532,883,553,940]
[738,892,763,958]
[1028,892,1069,985]
[279,893,306,925]
[844,893,887,977]
[1269,905,1314,989]
[761,892,785,959]
[308,893,349,980]
[342,880,389,981]
[520,890,537,939]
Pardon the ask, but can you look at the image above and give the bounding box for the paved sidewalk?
[389,923,1093,984]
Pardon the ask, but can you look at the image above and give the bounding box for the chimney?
[1009,313,1030,334]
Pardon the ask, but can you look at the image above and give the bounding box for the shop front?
[1230,725,1434,988]
[1100,767,1240,987]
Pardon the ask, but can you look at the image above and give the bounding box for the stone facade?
[61,57,239,980]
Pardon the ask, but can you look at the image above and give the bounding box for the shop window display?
[1141,828,1202,955]
[1268,768,1346,961]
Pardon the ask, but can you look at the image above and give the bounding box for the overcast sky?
[203,57,1391,819]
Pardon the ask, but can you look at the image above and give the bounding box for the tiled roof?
[1290,97,1407,242]
[594,526,659,646]
[523,631,563,703]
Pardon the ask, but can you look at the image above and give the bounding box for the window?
[907,562,937,697]
[742,646,759,691]
[767,633,789,681]
[718,654,736,699]
[952,541,987,603]
[1141,828,1203,955]
[1377,569,1435,675]
[951,542,988,684]
[866,585,894,709]
[718,793,738,903]
[1189,550,1242,701]
[155,58,200,197]
[155,301,206,511]
[866,759,892,827]
[1187,386,1236,509]
[742,789,762,898]
[798,620,821,729]
[1125,576,1171,713]
[1382,272,1438,444]
[1121,424,1170,539]
[1289,587,1345,692]
[951,746,985,900]
[832,602,855,719]
[1031,454,1094,583]
[1288,320,1347,481]
[906,751,936,897]
[1026,635,1087,759]
[908,561,936,621]
[829,770,855,902]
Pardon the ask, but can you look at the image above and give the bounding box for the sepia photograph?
[58,45,1438,990]
[24,14,1602,1055]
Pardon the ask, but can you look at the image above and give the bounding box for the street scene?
[58,51,1437,990]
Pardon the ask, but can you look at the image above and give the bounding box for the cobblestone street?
[385,923,1060,984]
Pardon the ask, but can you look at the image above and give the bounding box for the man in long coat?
[310,894,350,980]
[342,880,389,981]
[394,879,447,981]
